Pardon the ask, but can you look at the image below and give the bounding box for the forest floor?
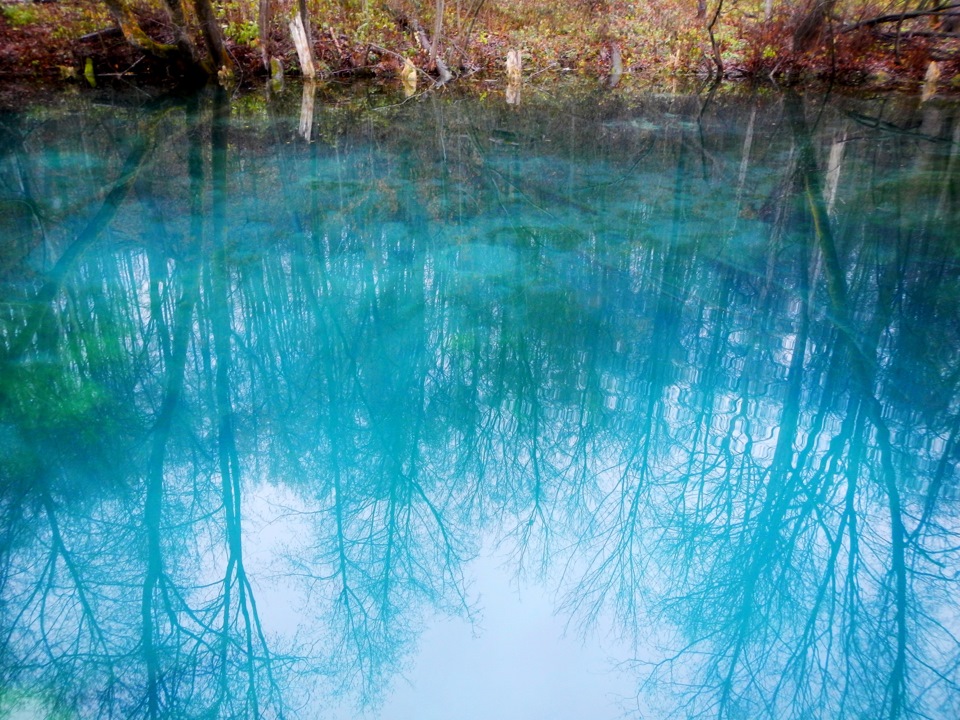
[2,0,960,103]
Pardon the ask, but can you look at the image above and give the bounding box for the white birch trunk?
[290,12,316,79]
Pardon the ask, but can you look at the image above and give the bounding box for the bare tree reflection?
[0,95,291,718]
[1,86,959,719]
[554,91,960,720]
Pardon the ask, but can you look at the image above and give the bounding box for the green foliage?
[219,0,254,24]
[1,4,40,27]
[218,0,262,46]
[226,19,260,45]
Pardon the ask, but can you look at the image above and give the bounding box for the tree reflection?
[1,86,959,718]
[0,94,290,718]
[555,92,960,720]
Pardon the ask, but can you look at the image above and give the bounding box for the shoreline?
[2,0,959,105]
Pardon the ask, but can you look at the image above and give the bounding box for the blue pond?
[1,81,959,719]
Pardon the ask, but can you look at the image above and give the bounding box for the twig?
[96,55,145,77]
[328,27,343,58]
[528,61,559,80]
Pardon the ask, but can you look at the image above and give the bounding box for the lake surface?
[1,80,959,719]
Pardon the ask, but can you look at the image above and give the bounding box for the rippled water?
[1,82,959,719]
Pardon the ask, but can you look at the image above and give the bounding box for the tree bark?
[259,0,273,71]
[431,0,444,65]
[297,0,314,49]
[161,0,201,66]
[193,0,231,72]
[290,11,316,78]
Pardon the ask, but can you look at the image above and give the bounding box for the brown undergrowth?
[0,0,958,96]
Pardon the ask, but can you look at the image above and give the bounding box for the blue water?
[1,82,959,719]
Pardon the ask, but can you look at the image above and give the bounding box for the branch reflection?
[1,86,958,718]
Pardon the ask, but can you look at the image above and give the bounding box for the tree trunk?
[430,0,444,65]
[161,0,201,67]
[289,11,316,78]
[792,0,838,52]
[259,0,272,71]
[414,19,453,83]
[605,41,622,88]
[706,0,724,76]
[289,0,316,77]
[297,0,314,49]
[193,0,231,72]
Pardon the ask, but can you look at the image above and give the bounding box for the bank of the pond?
[2,0,960,104]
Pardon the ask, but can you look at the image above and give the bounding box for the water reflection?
[1,83,959,719]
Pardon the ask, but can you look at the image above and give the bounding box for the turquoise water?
[1,82,959,719]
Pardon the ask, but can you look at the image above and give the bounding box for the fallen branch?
[78,27,123,43]
[842,3,960,33]
[328,27,343,58]
[875,30,960,39]
[411,18,453,84]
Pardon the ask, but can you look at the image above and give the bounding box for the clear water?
[1,82,959,719]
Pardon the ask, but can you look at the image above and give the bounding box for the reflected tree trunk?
[204,89,282,716]
[786,91,908,719]
[10,113,161,361]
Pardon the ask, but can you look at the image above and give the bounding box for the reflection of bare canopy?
[2,87,960,720]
